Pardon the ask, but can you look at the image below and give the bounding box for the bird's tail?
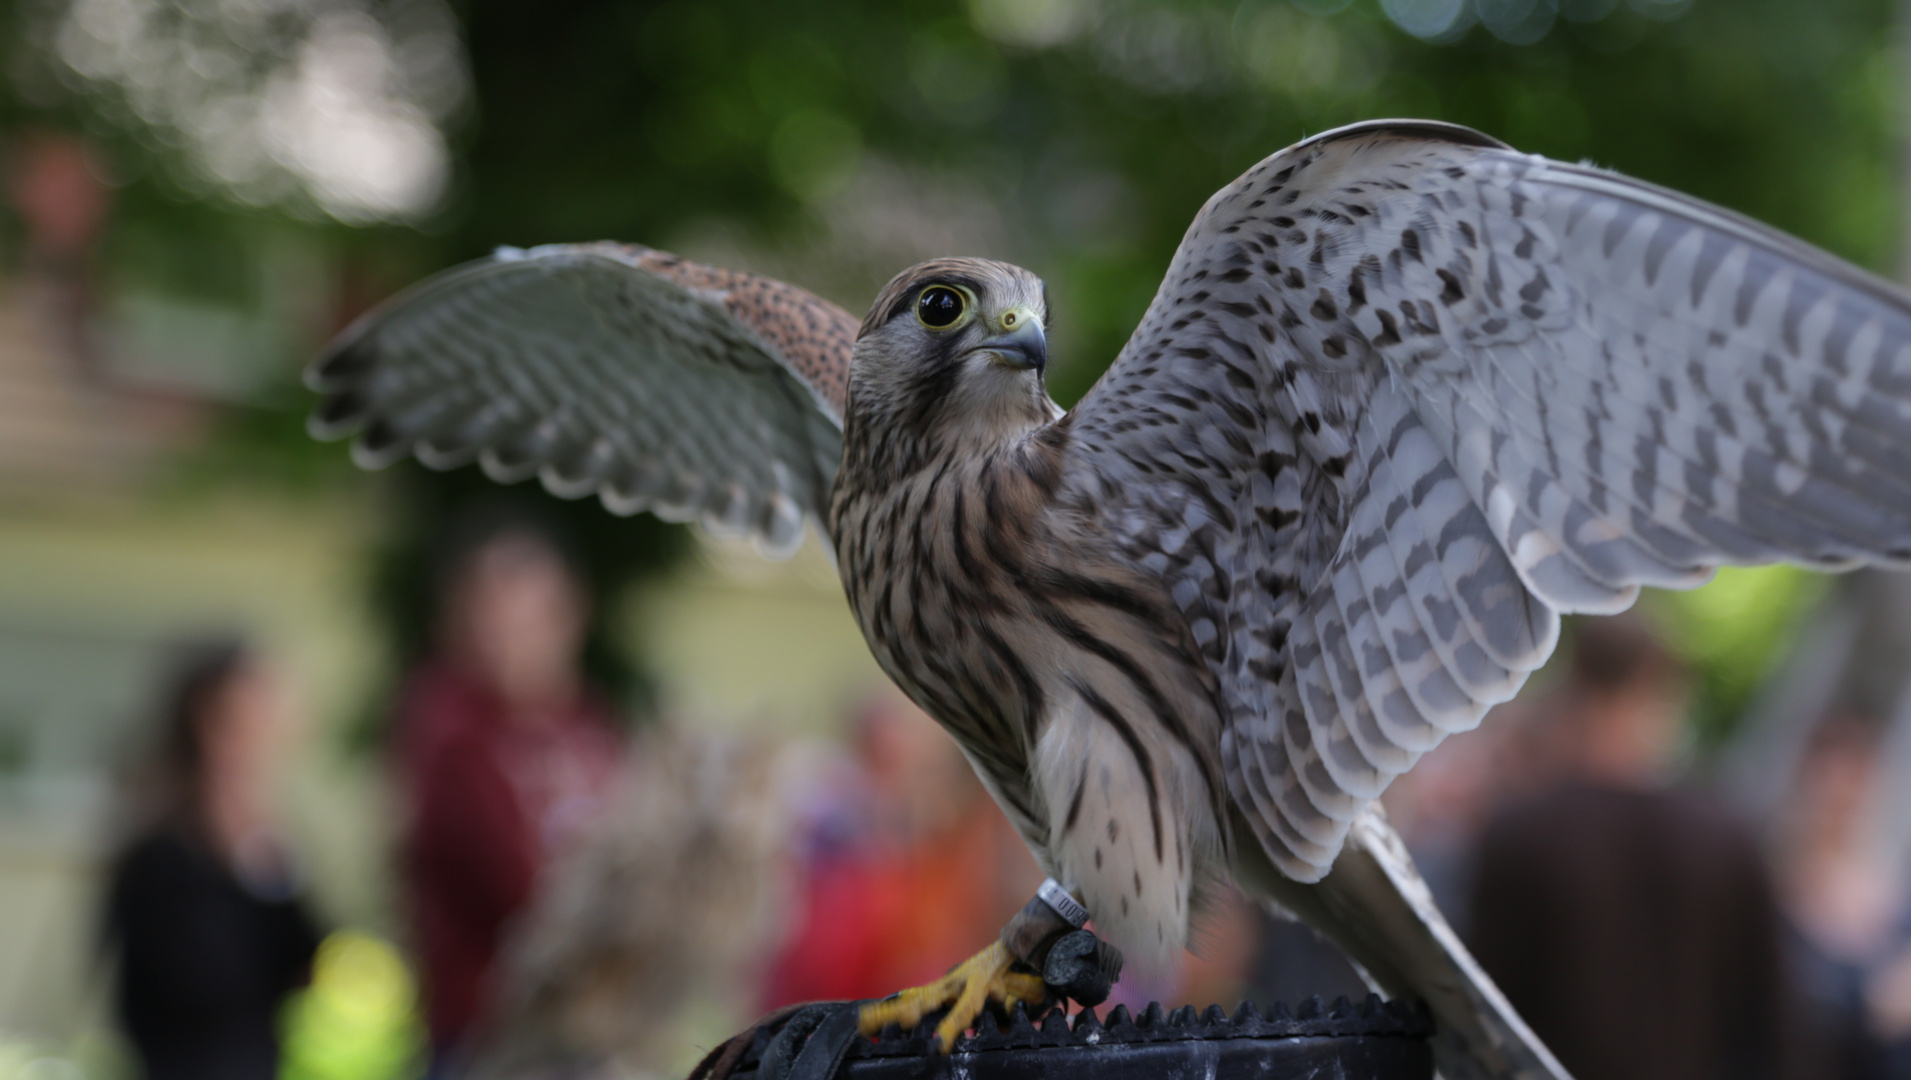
[1230,804,1570,1080]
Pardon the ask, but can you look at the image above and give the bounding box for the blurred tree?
[431,0,1903,403]
[11,0,1898,379]
[2,0,1901,741]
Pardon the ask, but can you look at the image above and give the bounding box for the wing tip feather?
[306,337,379,393]
[349,436,409,472]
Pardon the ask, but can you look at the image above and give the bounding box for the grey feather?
[1065,118,1911,1080]
[1069,117,1911,880]
[307,243,851,557]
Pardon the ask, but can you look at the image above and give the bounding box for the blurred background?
[0,0,1909,1077]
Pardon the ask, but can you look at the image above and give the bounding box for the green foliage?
[15,0,1900,349]
[1648,565,1831,747]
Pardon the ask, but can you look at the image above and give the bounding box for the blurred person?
[1867,941,1911,1079]
[396,513,626,1069]
[1780,716,1907,1079]
[1778,717,1901,960]
[6,132,109,365]
[764,694,1037,1007]
[1467,615,1805,1080]
[101,640,323,1080]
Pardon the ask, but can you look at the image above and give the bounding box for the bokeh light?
[46,0,465,223]
[279,931,426,1080]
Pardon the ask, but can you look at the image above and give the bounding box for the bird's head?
[846,258,1058,456]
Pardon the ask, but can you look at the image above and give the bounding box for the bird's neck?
[927,390,1062,469]
[838,381,1061,494]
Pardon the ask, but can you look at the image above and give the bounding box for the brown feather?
[623,245,859,418]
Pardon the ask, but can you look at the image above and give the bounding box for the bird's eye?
[917,286,965,329]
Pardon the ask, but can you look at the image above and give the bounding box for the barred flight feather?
[1069,121,1911,895]
[307,242,854,558]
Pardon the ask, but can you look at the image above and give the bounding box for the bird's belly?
[859,590,1216,975]
[836,470,1222,972]
[852,593,1050,847]
[1029,674,1216,978]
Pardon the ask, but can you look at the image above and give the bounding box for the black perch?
[717,996,1434,1080]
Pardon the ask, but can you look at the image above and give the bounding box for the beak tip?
[989,321,1048,376]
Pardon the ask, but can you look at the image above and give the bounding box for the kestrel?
[309,121,1911,1080]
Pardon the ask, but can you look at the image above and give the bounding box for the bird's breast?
[831,433,1227,871]
[831,443,1071,837]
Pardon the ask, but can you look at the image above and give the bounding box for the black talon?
[1041,928,1122,1007]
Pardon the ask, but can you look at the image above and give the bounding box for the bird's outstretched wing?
[307,243,856,555]
[1065,119,1911,882]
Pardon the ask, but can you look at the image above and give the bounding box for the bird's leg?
[855,940,1048,1051]
[857,885,1085,1052]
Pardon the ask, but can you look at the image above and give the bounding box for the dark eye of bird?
[917,286,964,328]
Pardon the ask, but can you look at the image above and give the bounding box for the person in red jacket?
[396,515,623,1070]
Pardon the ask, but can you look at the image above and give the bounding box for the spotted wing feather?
[1066,120,1911,882]
[307,242,855,555]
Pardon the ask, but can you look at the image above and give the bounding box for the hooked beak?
[974,318,1048,376]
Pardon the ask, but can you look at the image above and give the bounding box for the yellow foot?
[857,940,1049,1053]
